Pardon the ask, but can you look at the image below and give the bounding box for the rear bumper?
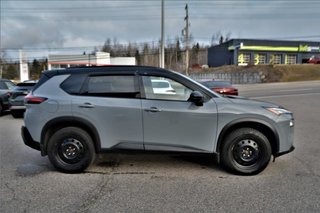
[21,126,41,151]
[10,105,26,111]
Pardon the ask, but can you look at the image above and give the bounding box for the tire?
[0,103,3,116]
[221,128,271,175]
[47,127,96,173]
[11,110,24,118]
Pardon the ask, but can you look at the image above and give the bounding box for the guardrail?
[190,72,263,84]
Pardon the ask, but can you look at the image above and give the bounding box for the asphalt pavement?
[0,80,320,213]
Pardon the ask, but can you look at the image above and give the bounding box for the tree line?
[0,33,229,80]
[101,37,208,71]
[0,56,47,80]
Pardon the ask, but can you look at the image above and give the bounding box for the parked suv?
[10,81,37,118]
[0,78,16,115]
[22,66,294,175]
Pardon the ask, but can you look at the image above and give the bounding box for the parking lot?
[1,80,320,212]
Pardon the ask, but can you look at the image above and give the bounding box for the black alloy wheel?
[47,127,96,173]
[221,128,272,175]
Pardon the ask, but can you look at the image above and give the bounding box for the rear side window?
[86,75,139,98]
[61,74,87,94]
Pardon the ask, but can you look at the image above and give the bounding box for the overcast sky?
[1,0,320,60]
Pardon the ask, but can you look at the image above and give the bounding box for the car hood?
[223,95,280,108]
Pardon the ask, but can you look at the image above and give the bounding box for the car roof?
[43,66,173,77]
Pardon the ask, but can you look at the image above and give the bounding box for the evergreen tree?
[30,59,42,79]
[3,64,18,80]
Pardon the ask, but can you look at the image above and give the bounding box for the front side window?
[87,75,139,98]
[142,76,193,101]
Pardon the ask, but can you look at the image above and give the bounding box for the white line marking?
[251,92,320,99]
[278,88,314,92]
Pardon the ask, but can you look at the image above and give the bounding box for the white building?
[48,52,136,70]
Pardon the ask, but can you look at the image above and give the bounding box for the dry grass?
[274,65,320,82]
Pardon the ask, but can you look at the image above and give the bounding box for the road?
[1,80,320,213]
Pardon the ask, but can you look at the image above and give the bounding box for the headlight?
[264,107,292,116]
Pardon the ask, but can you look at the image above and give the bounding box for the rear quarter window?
[60,74,87,94]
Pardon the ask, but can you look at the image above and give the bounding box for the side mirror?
[188,91,204,106]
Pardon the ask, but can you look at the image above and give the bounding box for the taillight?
[25,94,47,104]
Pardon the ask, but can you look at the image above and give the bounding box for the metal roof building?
[48,52,136,70]
[208,39,320,67]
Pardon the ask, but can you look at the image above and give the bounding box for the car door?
[72,74,144,150]
[141,75,218,153]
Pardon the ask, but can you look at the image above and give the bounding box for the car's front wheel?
[221,128,271,175]
[47,127,96,173]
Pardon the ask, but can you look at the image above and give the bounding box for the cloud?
[1,0,319,57]
[2,18,65,49]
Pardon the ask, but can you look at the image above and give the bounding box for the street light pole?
[160,0,165,68]
[185,4,189,76]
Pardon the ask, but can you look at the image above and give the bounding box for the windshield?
[0,80,16,90]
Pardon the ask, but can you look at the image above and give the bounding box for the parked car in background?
[307,55,320,64]
[0,78,16,115]
[9,81,37,118]
[201,80,238,96]
[151,79,176,95]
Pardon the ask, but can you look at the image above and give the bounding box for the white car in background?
[151,79,176,95]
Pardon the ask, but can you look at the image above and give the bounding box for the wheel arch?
[216,119,279,157]
[40,116,101,156]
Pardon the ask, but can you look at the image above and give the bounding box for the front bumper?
[274,145,295,158]
[21,126,41,151]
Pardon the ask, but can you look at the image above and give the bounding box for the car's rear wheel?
[47,127,96,173]
[221,128,271,175]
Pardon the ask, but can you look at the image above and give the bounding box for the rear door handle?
[78,103,95,108]
[144,107,161,113]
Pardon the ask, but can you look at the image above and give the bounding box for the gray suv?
[22,66,294,175]
[0,78,16,115]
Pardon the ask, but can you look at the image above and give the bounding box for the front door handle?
[78,103,95,108]
[144,107,161,113]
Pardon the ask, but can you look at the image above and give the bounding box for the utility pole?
[184,4,189,75]
[160,0,165,68]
